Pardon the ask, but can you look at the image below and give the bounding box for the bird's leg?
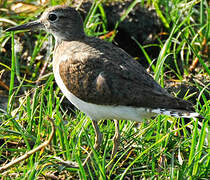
[107,120,120,171]
[83,120,102,166]
[111,119,120,160]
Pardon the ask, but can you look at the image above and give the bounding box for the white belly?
[53,65,152,121]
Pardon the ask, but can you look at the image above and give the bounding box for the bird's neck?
[54,32,85,48]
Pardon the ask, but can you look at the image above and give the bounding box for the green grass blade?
[188,118,198,172]
[192,118,208,176]
[152,0,169,28]
[132,37,155,71]
[7,32,15,113]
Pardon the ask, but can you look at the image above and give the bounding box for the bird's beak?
[6,20,44,32]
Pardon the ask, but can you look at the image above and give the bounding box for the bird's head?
[6,5,85,42]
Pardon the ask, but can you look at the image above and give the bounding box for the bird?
[6,5,202,167]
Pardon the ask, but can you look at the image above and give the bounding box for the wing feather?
[58,37,194,112]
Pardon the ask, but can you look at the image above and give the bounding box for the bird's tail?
[150,108,203,119]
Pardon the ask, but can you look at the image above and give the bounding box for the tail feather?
[151,108,203,119]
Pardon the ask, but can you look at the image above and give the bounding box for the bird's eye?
[48,13,58,22]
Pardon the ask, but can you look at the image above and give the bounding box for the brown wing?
[58,37,194,112]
